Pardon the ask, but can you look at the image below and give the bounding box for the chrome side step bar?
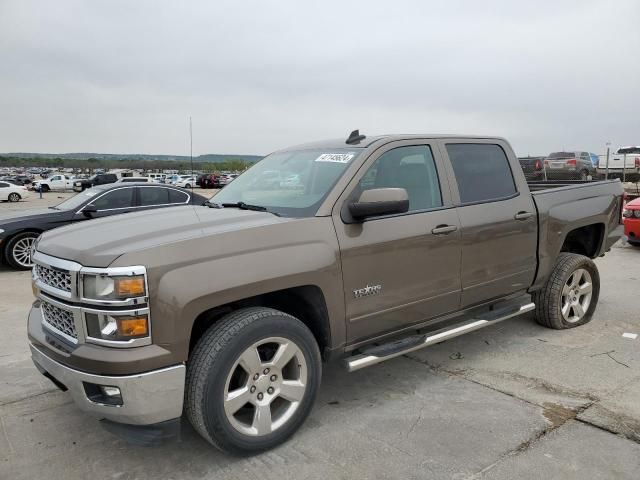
[344,301,535,372]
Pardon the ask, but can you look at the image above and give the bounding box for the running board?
[344,301,535,372]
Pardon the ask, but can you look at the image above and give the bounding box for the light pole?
[605,142,611,180]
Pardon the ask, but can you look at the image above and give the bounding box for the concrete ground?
[1,197,639,478]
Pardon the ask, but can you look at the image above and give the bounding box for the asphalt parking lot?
[1,194,640,479]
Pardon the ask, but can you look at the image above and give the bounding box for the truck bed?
[528,178,624,292]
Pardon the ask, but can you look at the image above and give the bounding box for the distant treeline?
[0,155,255,173]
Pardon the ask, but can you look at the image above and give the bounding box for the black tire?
[532,252,600,329]
[580,170,589,181]
[185,184,191,189]
[4,231,39,270]
[185,307,321,455]
[41,184,50,192]
[628,240,640,248]
[8,192,20,202]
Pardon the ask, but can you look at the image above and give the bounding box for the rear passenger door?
[439,140,537,308]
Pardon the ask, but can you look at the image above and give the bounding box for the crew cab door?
[333,141,462,345]
[48,175,64,190]
[439,140,537,308]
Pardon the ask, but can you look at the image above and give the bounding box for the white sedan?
[0,181,30,202]
[176,177,197,188]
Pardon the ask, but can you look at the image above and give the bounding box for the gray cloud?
[0,0,638,156]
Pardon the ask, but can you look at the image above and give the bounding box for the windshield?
[212,148,360,217]
[53,189,99,210]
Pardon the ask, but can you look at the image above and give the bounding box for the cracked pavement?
[1,240,640,479]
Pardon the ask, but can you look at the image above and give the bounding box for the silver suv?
[544,151,596,180]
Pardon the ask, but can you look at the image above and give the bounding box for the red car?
[623,197,640,246]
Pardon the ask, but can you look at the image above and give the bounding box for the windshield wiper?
[207,201,280,216]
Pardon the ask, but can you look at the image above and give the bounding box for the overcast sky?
[1,0,638,157]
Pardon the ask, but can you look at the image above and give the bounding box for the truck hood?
[37,205,292,267]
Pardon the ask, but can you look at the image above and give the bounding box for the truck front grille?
[41,300,77,341]
[35,264,72,293]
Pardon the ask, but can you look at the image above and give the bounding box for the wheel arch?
[560,223,605,258]
[188,285,332,361]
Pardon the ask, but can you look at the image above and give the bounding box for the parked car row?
[519,151,598,181]
[0,175,33,186]
[0,183,208,269]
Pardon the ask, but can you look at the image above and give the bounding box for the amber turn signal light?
[116,316,149,337]
[115,277,145,297]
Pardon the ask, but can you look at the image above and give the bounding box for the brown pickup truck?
[28,132,624,454]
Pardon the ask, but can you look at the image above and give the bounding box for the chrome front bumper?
[30,343,185,425]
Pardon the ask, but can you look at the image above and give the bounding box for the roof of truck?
[283,134,507,151]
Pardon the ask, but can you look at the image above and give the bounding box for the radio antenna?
[189,116,194,196]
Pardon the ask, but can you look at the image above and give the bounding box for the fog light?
[83,382,123,406]
[100,386,121,397]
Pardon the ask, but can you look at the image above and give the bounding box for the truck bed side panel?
[530,180,623,291]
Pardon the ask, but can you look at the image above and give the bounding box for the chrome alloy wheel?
[561,268,593,323]
[223,337,308,436]
[12,235,37,268]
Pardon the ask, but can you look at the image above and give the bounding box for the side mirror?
[83,205,98,217]
[348,188,409,220]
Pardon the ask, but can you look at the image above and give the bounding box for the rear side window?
[446,144,517,204]
[168,189,189,203]
[0,182,9,188]
[139,187,170,206]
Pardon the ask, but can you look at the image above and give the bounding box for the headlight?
[82,274,146,300]
[635,210,640,219]
[0,228,4,235]
[85,313,149,342]
[623,209,633,218]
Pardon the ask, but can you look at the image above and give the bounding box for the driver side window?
[358,145,442,212]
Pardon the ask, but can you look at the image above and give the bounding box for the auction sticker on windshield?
[315,153,355,163]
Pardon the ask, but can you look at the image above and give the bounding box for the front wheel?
[4,232,39,270]
[185,307,321,455]
[533,253,600,329]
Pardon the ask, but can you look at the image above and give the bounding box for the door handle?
[431,224,458,235]
[514,211,535,220]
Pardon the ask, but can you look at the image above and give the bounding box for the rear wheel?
[8,192,20,202]
[579,169,589,181]
[533,253,600,329]
[41,184,50,192]
[4,232,39,270]
[185,307,321,455]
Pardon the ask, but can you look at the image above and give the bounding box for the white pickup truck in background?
[597,146,640,181]
[32,174,75,192]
